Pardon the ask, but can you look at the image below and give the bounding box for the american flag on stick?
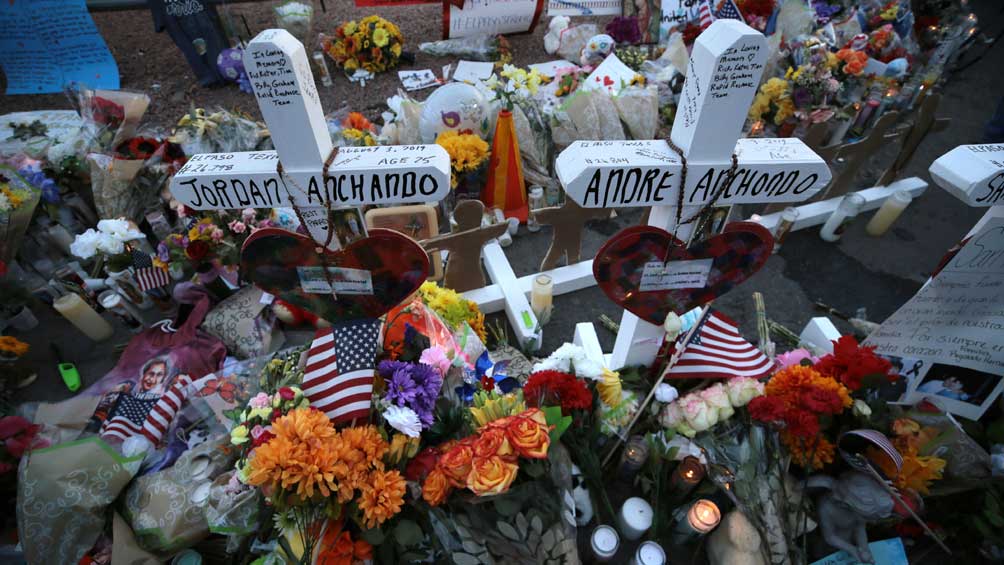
[661,311,773,380]
[713,0,745,21]
[135,267,171,292]
[699,0,715,30]
[302,319,382,425]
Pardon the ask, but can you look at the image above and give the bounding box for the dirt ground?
[0,0,587,128]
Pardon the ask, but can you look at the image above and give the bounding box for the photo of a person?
[138,356,172,395]
[917,376,970,401]
[909,363,1004,420]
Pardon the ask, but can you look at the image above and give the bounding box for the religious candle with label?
[312,51,334,87]
[630,541,666,565]
[590,525,620,562]
[617,497,653,541]
[530,274,553,325]
[865,189,912,236]
[772,207,799,252]
[54,292,114,342]
[819,193,865,242]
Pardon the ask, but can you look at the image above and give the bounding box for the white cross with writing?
[168,29,451,250]
[555,20,833,369]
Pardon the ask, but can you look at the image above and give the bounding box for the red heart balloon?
[241,228,429,323]
[593,222,774,325]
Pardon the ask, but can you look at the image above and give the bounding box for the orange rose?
[438,442,474,487]
[473,427,513,458]
[466,455,519,496]
[506,415,551,459]
[521,407,548,426]
[422,468,452,506]
[486,415,515,430]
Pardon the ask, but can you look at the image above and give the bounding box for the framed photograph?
[905,362,1004,420]
[365,204,443,281]
[329,207,368,246]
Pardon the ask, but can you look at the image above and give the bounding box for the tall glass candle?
[530,274,553,325]
[619,435,649,479]
[54,292,114,341]
[617,497,653,541]
[866,190,913,236]
[772,207,799,252]
[590,525,620,562]
[670,455,705,494]
[672,499,721,543]
[819,193,865,242]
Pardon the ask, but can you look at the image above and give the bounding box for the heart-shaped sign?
[593,222,774,325]
[241,228,430,323]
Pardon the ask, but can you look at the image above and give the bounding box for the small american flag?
[662,311,773,380]
[303,319,382,425]
[135,266,171,291]
[100,375,192,443]
[141,374,192,443]
[713,0,745,21]
[698,0,715,30]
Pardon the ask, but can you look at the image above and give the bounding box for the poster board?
[443,0,546,39]
[659,0,702,43]
[866,217,1004,419]
[547,0,621,17]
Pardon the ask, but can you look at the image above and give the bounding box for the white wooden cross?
[555,20,833,370]
[168,29,451,250]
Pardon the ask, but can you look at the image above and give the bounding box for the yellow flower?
[386,434,420,465]
[230,424,249,445]
[342,21,358,36]
[596,368,623,408]
[773,98,795,125]
[372,28,389,47]
[760,77,789,100]
[345,58,359,71]
[391,43,402,58]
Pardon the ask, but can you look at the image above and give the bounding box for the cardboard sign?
[0,0,119,94]
[546,0,621,17]
[452,60,495,84]
[581,54,637,96]
[866,217,1004,419]
[929,144,1004,207]
[443,0,545,39]
[660,0,703,42]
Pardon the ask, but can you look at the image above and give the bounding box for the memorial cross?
[929,143,1004,209]
[168,29,451,250]
[554,20,832,369]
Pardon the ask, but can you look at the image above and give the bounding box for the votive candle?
[619,435,649,479]
[672,499,721,543]
[530,274,553,325]
[866,189,913,237]
[590,525,620,562]
[54,292,114,342]
[670,455,705,494]
[631,541,666,565]
[617,497,653,541]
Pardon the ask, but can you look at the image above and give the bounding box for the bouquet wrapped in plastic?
[0,166,41,274]
[419,35,512,63]
[274,0,314,45]
[169,108,270,156]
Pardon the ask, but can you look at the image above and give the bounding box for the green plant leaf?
[542,405,572,442]
[497,521,522,541]
[393,519,423,547]
[452,552,482,565]
[360,526,385,545]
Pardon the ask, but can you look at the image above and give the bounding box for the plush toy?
[580,34,616,68]
[708,511,766,565]
[544,16,570,54]
[570,464,594,526]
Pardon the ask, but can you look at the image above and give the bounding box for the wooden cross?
[877,91,951,187]
[555,20,832,369]
[421,200,509,293]
[532,198,611,271]
[167,29,451,250]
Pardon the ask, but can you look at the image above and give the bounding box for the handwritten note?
[640,259,713,291]
[0,0,119,95]
[866,217,1004,377]
[452,60,494,84]
[446,0,544,39]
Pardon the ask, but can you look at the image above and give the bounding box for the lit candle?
[670,455,705,494]
[772,207,799,253]
[749,120,764,137]
[631,541,666,565]
[870,88,898,127]
[53,292,114,342]
[590,525,620,562]
[672,499,721,543]
[619,435,649,479]
[617,497,653,541]
[98,290,143,332]
[530,274,553,325]
[866,189,913,237]
[819,193,866,242]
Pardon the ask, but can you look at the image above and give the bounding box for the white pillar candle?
[631,541,666,565]
[530,274,553,317]
[617,497,653,541]
[54,292,114,342]
[590,525,620,562]
[527,187,545,232]
[866,189,913,237]
[819,193,865,242]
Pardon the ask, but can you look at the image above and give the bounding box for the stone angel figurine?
[807,471,894,564]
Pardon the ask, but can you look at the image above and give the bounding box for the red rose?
[185,240,210,261]
[783,409,820,438]
[800,387,844,414]
[278,387,295,401]
[405,447,440,482]
[748,395,786,422]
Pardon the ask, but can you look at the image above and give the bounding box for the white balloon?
[419,83,492,143]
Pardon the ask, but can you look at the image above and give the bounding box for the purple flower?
[157,242,170,262]
[605,16,641,44]
[386,368,418,406]
[792,87,812,108]
[378,360,443,428]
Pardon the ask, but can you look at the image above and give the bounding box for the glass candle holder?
[590,525,620,562]
[619,434,649,480]
[530,274,553,326]
[866,189,912,237]
[630,541,666,565]
[670,455,705,494]
[527,186,545,232]
[672,499,721,544]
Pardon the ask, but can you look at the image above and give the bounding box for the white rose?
[95,232,125,255]
[853,399,872,418]
[663,312,682,340]
[97,218,145,241]
[655,383,679,403]
[681,395,718,434]
[658,401,683,428]
[700,384,735,421]
[69,229,103,259]
[727,377,765,407]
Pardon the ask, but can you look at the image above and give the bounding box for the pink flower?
[242,208,256,222]
[210,228,225,242]
[249,392,271,409]
[0,416,32,439]
[419,346,451,377]
[228,220,247,234]
[250,425,266,439]
[775,349,819,370]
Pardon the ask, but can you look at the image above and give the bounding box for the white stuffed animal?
[579,34,616,68]
[544,16,570,54]
[708,510,767,565]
